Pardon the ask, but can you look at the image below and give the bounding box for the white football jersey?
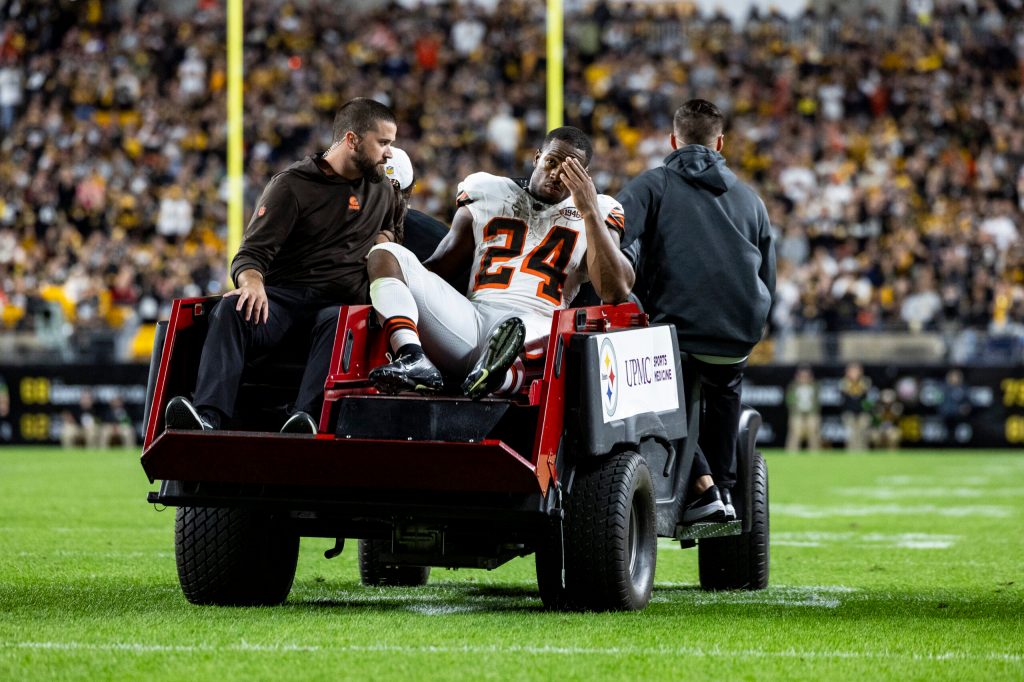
[456,172,624,318]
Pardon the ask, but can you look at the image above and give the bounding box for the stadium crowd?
[0,0,1023,359]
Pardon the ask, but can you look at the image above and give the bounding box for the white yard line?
[772,532,959,550]
[2,640,1020,663]
[14,551,173,558]
[773,504,1010,518]
[833,487,1024,499]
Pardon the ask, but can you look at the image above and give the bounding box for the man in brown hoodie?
[165,98,404,435]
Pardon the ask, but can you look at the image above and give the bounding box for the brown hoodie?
[230,154,398,301]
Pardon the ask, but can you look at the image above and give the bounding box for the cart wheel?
[536,451,656,611]
[175,506,299,606]
[698,451,769,590]
[358,539,431,587]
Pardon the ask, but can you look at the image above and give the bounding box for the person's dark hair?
[673,99,725,147]
[542,126,593,166]
[332,98,396,143]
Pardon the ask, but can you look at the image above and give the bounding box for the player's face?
[353,121,397,182]
[528,140,588,204]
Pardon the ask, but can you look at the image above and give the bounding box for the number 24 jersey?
[456,172,625,318]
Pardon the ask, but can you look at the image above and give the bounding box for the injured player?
[366,126,635,398]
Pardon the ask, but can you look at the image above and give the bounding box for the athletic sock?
[493,357,525,395]
[492,348,548,396]
[383,316,420,353]
[370,277,421,351]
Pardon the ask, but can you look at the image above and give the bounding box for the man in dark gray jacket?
[619,99,775,523]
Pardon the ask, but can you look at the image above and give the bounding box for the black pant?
[193,285,343,420]
[685,355,746,491]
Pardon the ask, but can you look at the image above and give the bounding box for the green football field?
[0,448,1021,681]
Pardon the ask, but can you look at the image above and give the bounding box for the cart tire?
[698,451,769,590]
[537,451,657,611]
[534,519,570,609]
[358,539,431,587]
[175,506,299,606]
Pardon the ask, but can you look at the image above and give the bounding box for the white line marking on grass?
[774,504,1010,519]
[875,475,995,487]
[0,527,167,534]
[654,585,857,609]
[405,604,484,616]
[834,487,1024,500]
[3,640,1021,663]
[15,551,173,559]
[773,532,959,550]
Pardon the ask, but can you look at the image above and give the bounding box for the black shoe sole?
[369,369,443,396]
[462,318,526,399]
[165,397,206,431]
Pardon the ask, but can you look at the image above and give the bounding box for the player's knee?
[210,297,245,327]
[368,242,410,283]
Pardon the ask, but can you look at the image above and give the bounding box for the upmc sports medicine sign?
[595,326,679,424]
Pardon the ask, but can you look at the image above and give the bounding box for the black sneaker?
[281,411,317,435]
[721,488,737,521]
[369,349,444,395]
[461,317,526,399]
[165,396,216,431]
[682,485,727,524]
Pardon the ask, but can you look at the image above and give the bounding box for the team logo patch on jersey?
[348,195,361,211]
[560,207,583,221]
[257,206,267,217]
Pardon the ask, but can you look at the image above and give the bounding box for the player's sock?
[383,316,420,353]
[370,277,420,351]
[493,357,525,395]
[490,354,545,396]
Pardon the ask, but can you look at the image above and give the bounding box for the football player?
[366,126,635,397]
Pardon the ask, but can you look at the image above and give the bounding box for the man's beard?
[354,145,384,183]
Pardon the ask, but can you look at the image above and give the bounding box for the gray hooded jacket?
[619,145,776,357]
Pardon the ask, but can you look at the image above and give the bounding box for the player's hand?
[560,157,598,214]
[223,272,269,324]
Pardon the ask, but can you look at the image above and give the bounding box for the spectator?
[938,368,972,439]
[0,54,21,132]
[840,362,873,452]
[156,185,194,240]
[60,391,100,449]
[870,388,903,451]
[99,395,136,448]
[785,366,822,452]
[839,360,872,450]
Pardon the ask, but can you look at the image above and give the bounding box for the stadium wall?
[743,366,1024,450]
[0,364,1023,449]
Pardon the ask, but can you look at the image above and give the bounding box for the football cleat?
[461,317,526,399]
[369,349,444,395]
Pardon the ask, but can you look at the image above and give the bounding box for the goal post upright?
[547,0,564,130]
[226,0,244,279]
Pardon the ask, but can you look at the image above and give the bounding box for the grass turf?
[0,448,1021,681]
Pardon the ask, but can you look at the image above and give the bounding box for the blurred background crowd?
[1,0,1022,363]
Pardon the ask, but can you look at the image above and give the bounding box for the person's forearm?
[235,268,264,288]
[585,214,634,303]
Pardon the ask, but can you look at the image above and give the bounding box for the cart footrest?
[675,519,743,542]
